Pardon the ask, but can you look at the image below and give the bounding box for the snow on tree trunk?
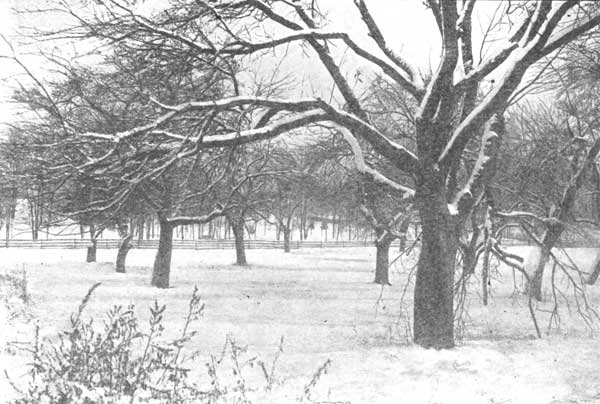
[115,234,132,273]
[374,235,393,286]
[413,185,458,349]
[587,255,600,285]
[151,219,174,288]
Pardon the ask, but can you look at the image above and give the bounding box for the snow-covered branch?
[440,2,600,169]
[417,0,459,120]
[352,0,423,97]
[199,111,330,147]
[451,113,503,218]
[339,128,415,198]
[540,7,600,58]
[166,207,226,226]
[492,210,562,226]
[321,105,419,174]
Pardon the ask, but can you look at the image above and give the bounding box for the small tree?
[220,144,275,265]
[258,146,321,252]
[141,152,244,288]
[493,101,600,300]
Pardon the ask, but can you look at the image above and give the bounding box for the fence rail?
[0,238,594,250]
[0,239,390,250]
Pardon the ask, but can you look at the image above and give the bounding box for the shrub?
[0,268,30,322]
[7,283,341,404]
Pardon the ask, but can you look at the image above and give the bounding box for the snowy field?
[2,246,600,403]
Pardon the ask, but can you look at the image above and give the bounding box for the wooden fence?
[0,237,595,250]
[0,239,390,250]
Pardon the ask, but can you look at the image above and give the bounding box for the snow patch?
[448,203,459,215]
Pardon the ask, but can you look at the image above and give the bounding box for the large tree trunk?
[374,235,393,285]
[86,243,97,263]
[413,185,458,349]
[86,225,97,263]
[283,226,291,253]
[527,226,562,301]
[527,245,552,301]
[151,219,174,288]
[115,234,132,273]
[229,218,247,266]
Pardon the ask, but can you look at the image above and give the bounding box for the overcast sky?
[0,0,504,126]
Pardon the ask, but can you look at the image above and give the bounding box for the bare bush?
[7,284,342,404]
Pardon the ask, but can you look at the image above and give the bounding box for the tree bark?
[481,239,492,306]
[115,234,132,273]
[461,218,481,277]
[283,227,291,252]
[527,226,561,301]
[151,219,174,288]
[413,184,458,349]
[86,225,97,263]
[374,235,393,285]
[527,245,552,301]
[86,242,97,263]
[229,218,247,266]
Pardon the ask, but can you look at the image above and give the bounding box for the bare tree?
[15,0,600,348]
[258,147,310,252]
[219,143,277,265]
[493,101,600,300]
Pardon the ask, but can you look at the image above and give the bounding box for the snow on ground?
[2,246,600,403]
